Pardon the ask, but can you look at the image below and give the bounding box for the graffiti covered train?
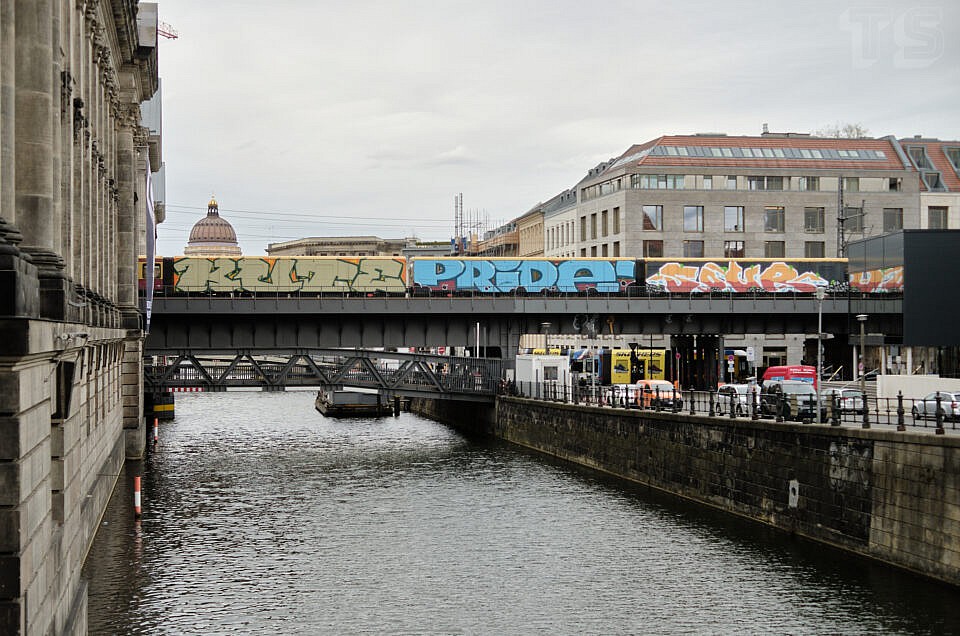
[138,256,903,295]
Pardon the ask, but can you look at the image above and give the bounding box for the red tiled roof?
[611,135,908,172]
[902,139,960,192]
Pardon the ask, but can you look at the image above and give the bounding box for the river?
[82,390,960,634]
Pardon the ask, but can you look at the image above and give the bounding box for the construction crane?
[158,21,178,39]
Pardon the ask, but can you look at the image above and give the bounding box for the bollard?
[750,387,759,420]
[936,392,945,435]
[896,391,905,431]
[775,394,785,422]
[690,390,695,416]
[394,395,400,417]
[134,476,142,518]
[829,393,839,426]
[729,394,736,420]
[655,387,661,412]
[673,388,680,413]
[153,417,159,445]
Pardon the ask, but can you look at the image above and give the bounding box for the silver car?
[912,391,960,421]
[821,388,865,415]
[716,383,759,416]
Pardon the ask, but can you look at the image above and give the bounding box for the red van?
[762,365,817,389]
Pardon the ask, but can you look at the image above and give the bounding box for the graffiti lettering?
[412,259,637,293]
[172,257,407,293]
[646,261,831,293]
[849,266,904,292]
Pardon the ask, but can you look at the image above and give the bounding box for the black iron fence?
[504,382,960,435]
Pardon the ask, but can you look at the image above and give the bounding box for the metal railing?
[504,382,960,435]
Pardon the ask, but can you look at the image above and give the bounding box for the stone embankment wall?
[461,398,958,586]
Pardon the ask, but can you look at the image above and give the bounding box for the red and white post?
[153,417,159,445]
[134,476,142,518]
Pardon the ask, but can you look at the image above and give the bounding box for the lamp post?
[857,313,869,428]
[816,287,825,425]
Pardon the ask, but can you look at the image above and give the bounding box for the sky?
[153,0,960,256]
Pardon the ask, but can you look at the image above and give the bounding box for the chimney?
[762,123,769,135]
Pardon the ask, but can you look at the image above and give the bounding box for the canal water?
[82,391,960,635]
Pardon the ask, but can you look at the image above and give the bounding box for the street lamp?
[816,287,825,425]
[857,313,869,428]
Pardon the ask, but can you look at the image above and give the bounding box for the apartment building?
[901,136,960,230]
[552,132,919,260]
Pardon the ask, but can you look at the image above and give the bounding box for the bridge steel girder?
[143,349,502,402]
[145,295,904,361]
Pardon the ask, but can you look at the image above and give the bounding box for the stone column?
[1,1,15,221]
[115,104,138,328]
[16,0,69,319]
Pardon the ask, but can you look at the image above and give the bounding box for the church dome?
[184,196,242,256]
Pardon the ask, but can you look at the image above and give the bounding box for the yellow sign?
[611,349,631,384]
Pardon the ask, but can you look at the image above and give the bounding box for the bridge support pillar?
[123,333,146,459]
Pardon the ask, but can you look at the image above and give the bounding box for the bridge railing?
[506,382,959,434]
[143,284,895,301]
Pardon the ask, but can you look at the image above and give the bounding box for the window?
[804,207,824,233]
[590,245,597,256]
[888,177,902,192]
[683,240,704,257]
[724,240,745,257]
[883,208,903,232]
[946,147,960,171]
[764,206,785,232]
[748,175,784,191]
[844,206,864,232]
[601,243,608,257]
[590,213,597,239]
[612,207,620,234]
[613,241,620,257]
[842,177,859,193]
[634,174,684,189]
[683,205,704,232]
[726,176,737,190]
[929,206,948,229]
[643,240,663,257]
[764,241,785,258]
[642,205,663,231]
[724,206,744,232]
[601,210,608,237]
[580,216,587,241]
[798,176,819,191]
[580,248,587,257]
[804,241,825,258]
[703,175,712,190]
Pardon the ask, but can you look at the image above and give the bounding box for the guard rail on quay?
[505,381,960,435]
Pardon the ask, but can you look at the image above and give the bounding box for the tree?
[815,122,871,138]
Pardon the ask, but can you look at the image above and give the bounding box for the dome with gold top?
[184,196,242,256]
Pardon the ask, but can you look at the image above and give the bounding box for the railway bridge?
[144,291,902,400]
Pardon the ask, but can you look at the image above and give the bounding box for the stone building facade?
[0,2,160,634]
[267,235,414,256]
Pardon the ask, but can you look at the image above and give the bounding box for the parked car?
[716,383,759,416]
[821,388,865,415]
[628,380,682,409]
[912,391,960,421]
[760,380,826,421]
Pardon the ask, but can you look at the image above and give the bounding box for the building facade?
[267,235,415,256]
[0,2,160,634]
[551,133,919,261]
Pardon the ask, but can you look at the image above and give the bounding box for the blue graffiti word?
[412,259,636,293]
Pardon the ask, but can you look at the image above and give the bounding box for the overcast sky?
[154,0,960,256]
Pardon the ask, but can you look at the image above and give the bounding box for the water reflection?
[83,391,960,635]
